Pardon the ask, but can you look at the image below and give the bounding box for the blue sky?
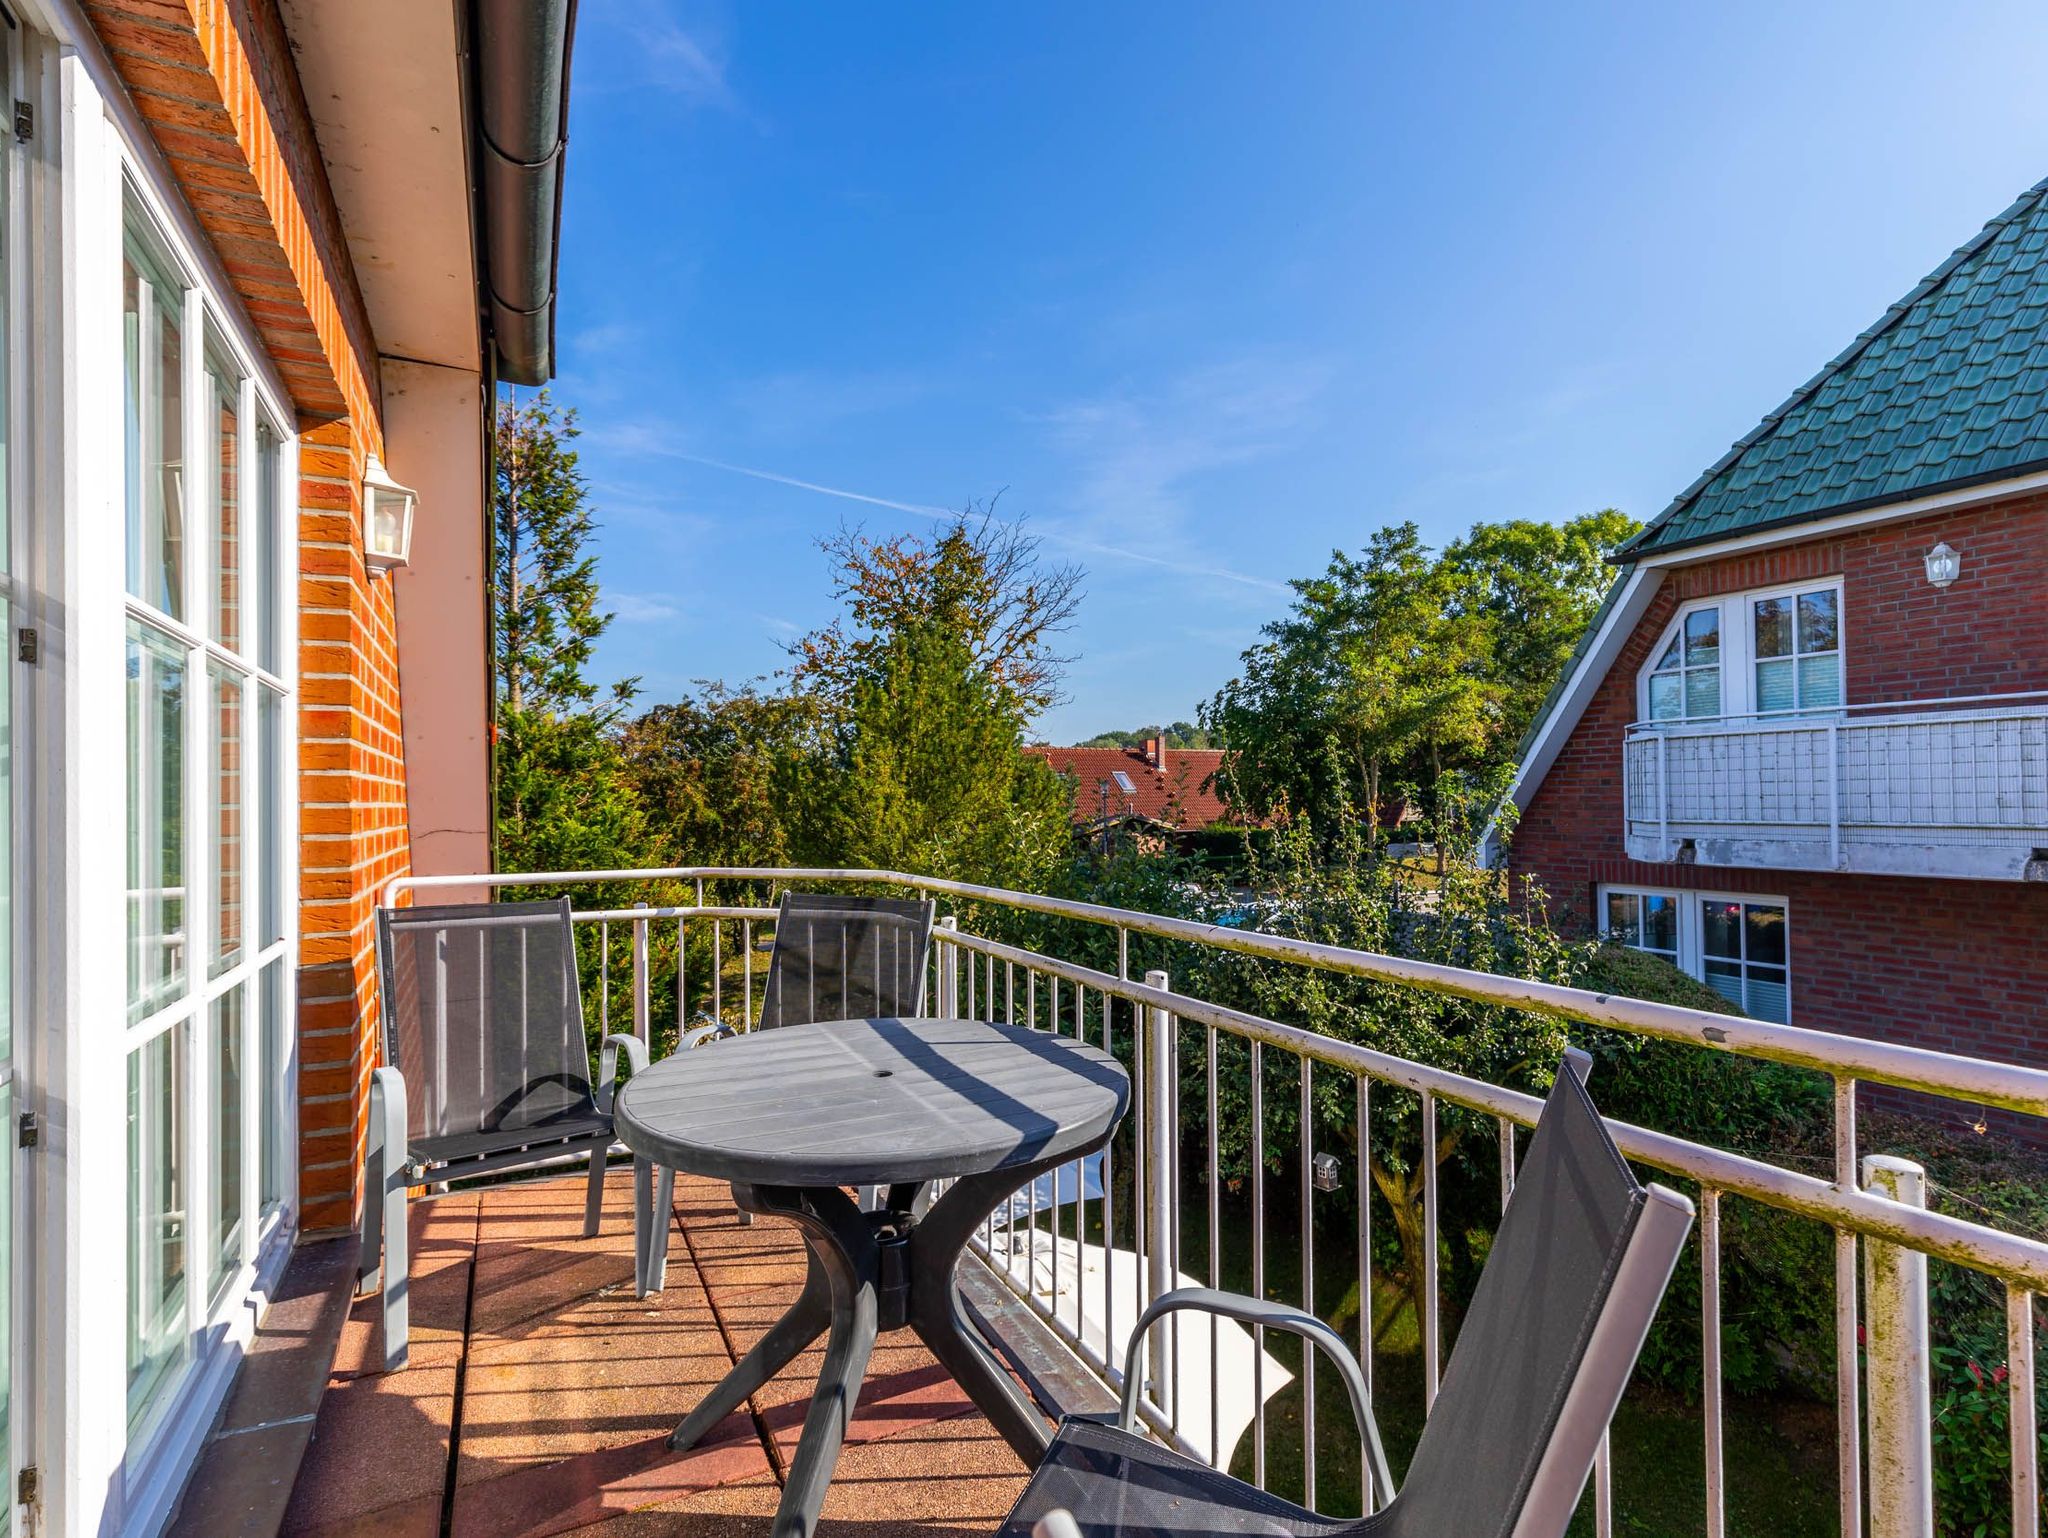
[551,3,2048,743]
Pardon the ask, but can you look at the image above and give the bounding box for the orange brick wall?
[294,423,412,1233]
[84,0,416,1234]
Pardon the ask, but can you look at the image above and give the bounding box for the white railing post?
[1863,1154,1934,1538]
[1142,967,1176,1412]
[1656,731,1670,856]
[631,901,651,1045]
[1827,720,1842,869]
[938,916,959,1017]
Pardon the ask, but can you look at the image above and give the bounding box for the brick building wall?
[1511,490,2048,1089]
[83,0,412,1235]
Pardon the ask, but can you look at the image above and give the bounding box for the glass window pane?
[128,1025,187,1427]
[123,248,183,620]
[1745,969,1790,1024]
[210,988,244,1293]
[1752,596,1791,659]
[1685,667,1721,718]
[127,622,186,1023]
[211,359,241,650]
[1755,657,1796,713]
[0,1080,11,1521]
[211,666,243,972]
[259,688,283,948]
[0,598,11,1064]
[1683,609,1720,666]
[1799,654,1842,709]
[1655,635,1681,671]
[1745,902,1788,967]
[256,425,281,674]
[1604,891,1639,943]
[260,961,286,1210]
[1648,673,1682,720]
[1701,900,1741,962]
[1642,894,1678,955]
[1702,962,1746,1012]
[1797,589,1838,654]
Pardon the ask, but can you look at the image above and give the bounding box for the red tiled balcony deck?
[280,1169,1031,1538]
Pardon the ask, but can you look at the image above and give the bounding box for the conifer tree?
[491,391,641,871]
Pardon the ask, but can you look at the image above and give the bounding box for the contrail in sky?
[669,451,1289,595]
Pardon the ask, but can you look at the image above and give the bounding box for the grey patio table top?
[613,1016,1130,1538]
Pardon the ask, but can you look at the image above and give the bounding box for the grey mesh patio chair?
[359,899,650,1371]
[681,890,937,1046]
[1001,1050,1695,1538]
[650,891,937,1245]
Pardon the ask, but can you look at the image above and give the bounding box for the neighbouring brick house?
[1495,177,2048,1104]
[1031,737,1235,844]
[0,2,573,1532]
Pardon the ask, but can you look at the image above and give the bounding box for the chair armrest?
[369,1065,411,1177]
[679,1017,740,1050]
[1119,1286,1395,1509]
[597,1033,648,1113]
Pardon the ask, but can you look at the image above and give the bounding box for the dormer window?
[1638,578,1843,725]
[1646,607,1721,721]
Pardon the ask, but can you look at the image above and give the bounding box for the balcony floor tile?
[281,1167,1032,1537]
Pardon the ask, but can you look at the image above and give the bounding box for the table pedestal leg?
[669,1251,832,1453]
[672,1186,880,1538]
[778,1201,879,1538]
[907,1132,1117,1464]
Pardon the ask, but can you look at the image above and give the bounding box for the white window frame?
[37,50,306,1536]
[1635,576,1846,724]
[1596,883,1792,1022]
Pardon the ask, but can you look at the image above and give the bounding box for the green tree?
[794,621,1072,888]
[791,508,1082,720]
[1207,524,1495,836]
[619,682,825,869]
[1205,513,1637,842]
[491,390,639,873]
[1441,509,1638,749]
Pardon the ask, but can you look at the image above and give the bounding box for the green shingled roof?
[1620,175,2048,558]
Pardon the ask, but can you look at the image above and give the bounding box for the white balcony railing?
[1623,694,2048,879]
[386,864,2048,1535]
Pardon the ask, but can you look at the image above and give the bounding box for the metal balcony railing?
[385,865,2048,1537]
[1623,693,2048,879]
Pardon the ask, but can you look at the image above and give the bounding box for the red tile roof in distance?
[1028,737,1233,829]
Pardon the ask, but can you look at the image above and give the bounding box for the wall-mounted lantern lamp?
[1924,541,1961,590]
[363,454,418,574]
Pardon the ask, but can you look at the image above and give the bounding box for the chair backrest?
[376,899,596,1150]
[757,892,936,1029]
[1366,1057,1693,1538]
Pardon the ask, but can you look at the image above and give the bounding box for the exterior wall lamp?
[364,454,419,574]
[1924,541,1961,589]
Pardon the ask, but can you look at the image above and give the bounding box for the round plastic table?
[613,1016,1130,1538]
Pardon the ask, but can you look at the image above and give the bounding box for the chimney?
[1146,734,1164,770]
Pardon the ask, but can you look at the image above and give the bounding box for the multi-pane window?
[120,198,294,1442]
[1602,889,1678,966]
[1646,608,1721,721]
[1599,886,1791,1024]
[1752,587,1840,713]
[1702,899,1790,1024]
[1641,582,1846,725]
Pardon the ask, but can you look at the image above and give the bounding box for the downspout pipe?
[476,0,576,386]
